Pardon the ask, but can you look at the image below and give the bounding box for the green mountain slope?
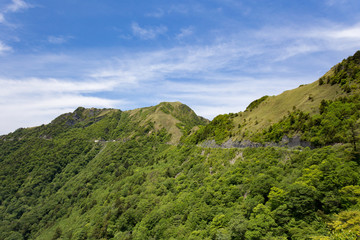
[1,102,208,144]
[0,52,360,240]
[125,101,209,144]
[187,51,360,148]
[0,102,208,239]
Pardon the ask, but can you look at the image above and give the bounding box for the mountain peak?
[126,101,208,144]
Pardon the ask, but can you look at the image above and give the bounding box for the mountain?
[187,51,360,148]
[1,52,360,240]
[1,102,208,144]
[125,101,209,144]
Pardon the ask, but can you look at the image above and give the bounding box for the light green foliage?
[1,123,359,239]
[245,204,277,239]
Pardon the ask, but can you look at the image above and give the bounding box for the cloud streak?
[92,22,360,85]
[0,41,12,54]
[0,78,118,96]
[0,0,32,56]
[131,22,167,40]
[176,26,194,40]
[6,0,31,12]
[47,36,73,44]
[0,0,31,24]
[0,13,5,23]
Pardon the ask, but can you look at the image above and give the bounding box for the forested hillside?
[1,52,360,240]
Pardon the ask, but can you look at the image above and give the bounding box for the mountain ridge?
[1,101,208,145]
[184,51,360,147]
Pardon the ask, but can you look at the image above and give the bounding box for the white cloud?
[0,13,5,23]
[47,36,72,44]
[131,22,167,40]
[176,26,194,40]
[168,4,190,14]
[87,43,256,89]
[146,8,165,18]
[250,22,360,62]
[325,0,348,6]
[312,24,360,40]
[0,78,119,97]
[0,41,12,54]
[273,42,320,62]
[6,0,31,12]
[0,0,32,51]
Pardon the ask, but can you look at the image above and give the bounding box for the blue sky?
[1,0,360,134]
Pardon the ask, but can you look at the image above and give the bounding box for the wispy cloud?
[0,13,5,23]
[0,0,32,54]
[146,4,193,18]
[131,22,167,40]
[176,26,194,40]
[47,35,73,44]
[0,40,12,54]
[0,0,31,24]
[88,43,257,88]
[6,0,31,12]
[252,22,360,62]
[0,78,119,97]
[311,24,360,40]
[146,8,165,18]
[325,0,348,6]
[168,4,190,14]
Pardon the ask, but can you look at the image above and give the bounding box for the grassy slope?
[232,79,344,140]
[230,52,360,141]
[127,102,209,144]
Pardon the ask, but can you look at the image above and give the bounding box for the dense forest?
[1,52,360,239]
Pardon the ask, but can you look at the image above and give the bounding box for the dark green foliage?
[172,103,209,130]
[8,138,358,240]
[319,50,360,92]
[246,95,269,112]
[186,114,233,144]
[263,110,310,142]
[263,95,360,150]
[159,102,209,134]
[51,227,62,240]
